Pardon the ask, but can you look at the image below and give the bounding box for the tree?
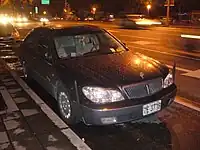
[0,0,11,7]
[128,0,152,13]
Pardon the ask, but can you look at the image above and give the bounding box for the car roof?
[33,25,104,36]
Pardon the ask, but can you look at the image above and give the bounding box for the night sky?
[66,0,200,12]
[36,0,200,16]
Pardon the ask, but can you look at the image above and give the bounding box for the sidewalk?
[0,61,90,150]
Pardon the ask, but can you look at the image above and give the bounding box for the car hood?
[59,52,168,86]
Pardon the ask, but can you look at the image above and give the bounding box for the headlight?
[82,86,124,104]
[163,71,173,88]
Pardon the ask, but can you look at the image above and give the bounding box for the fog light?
[101,117,117,124]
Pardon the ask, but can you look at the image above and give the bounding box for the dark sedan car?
[0,23,20,47]
[19,25,176,125]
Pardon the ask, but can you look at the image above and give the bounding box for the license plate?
[143,100,161,116]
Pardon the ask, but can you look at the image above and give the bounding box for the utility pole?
[166,0,170,26]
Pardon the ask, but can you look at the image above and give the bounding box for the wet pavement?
[0,62,78,150]
[22,77,200,150]
[0,23,200,150]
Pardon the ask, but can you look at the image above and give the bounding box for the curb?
[0,58,91,150]
[175,96,200,112]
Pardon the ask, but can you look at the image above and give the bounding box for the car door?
[21,30,40,78]
[35,33,58,96]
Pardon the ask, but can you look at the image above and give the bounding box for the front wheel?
[57,90,80,125]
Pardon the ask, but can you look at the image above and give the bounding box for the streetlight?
[43,11,47,15]
[147,4,151,16]
[92,7,96,14]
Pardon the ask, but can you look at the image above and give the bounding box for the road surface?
[0,21,199,150]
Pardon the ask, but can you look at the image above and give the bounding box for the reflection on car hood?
[60,52,168,86]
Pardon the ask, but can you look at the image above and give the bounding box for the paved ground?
[0,61,90,150]
[1,21,199,150]
[15,21,200,102]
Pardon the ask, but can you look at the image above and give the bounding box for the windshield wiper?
[83,51,113,56]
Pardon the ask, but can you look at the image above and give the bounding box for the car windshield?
[54,31,127,59]
[0,23,14,36]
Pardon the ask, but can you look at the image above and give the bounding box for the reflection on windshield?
[54,32,126,59]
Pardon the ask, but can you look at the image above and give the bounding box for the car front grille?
[123,78,163,99]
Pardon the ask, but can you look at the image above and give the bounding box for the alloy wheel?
[59,92,71,119]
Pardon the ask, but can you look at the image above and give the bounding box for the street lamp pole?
[166,0,170,26]
[146,5,151,16]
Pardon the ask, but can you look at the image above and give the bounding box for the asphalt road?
[15,21,200,102]
[1,21,199,150]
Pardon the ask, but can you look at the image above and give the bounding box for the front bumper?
[81,86,176,125]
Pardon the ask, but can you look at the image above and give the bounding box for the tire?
[57,89,80,125]
[22,60,32,81]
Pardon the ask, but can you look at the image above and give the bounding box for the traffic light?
[41,0,50,5]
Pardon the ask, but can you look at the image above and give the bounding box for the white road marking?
[118,34,160,41]
[181,34,200,39]
[129,45,200,61]
[0,86,19,113]
[108,30,119,33]
[175,96,200,112]
[166,65,192,73]
[107,27,180,36]
[128,41,157,45]
[167,64,200,79]
[182,69,200,79]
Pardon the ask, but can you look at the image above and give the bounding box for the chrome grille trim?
[123,78,163,99]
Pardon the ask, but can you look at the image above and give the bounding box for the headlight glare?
[82,87,124,104]
[163,71,173,88]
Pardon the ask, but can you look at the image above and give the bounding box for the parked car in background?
[116,14,162,28]
[19,25,176,125]
[84,16,94,21]
[0,22,20,48]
